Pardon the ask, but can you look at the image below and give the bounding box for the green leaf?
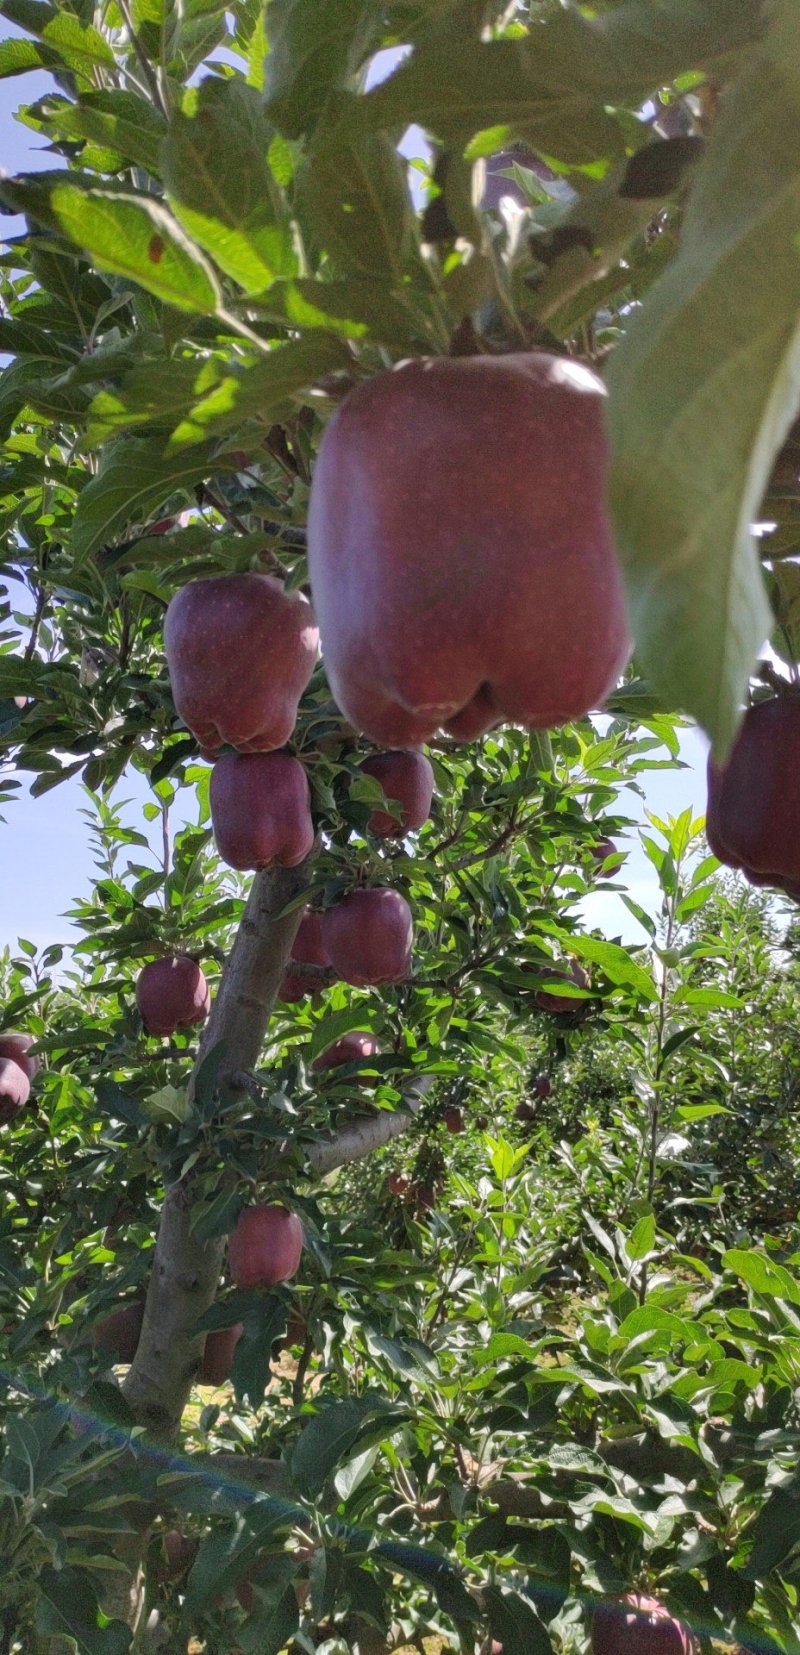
[264,0,380,139]
[742,1483,800,1578]
[485,1585,554,1655]
[165,333,349,447]
[290,1394,404,1499]
[182,1511,294,1620]
[297,128,423,283]
[161,78,298,293]
[85,356,226,446]
[607,5,800,753]
[34,90,167,177]
[724,1247,800,1307]
[566,935,658,1002]
[0,34,59,75]
[71,435,212,562]
[627,1211,656,1261]
[353,1,762,163]
[0,175,219,314]
[35,1567,132,1654]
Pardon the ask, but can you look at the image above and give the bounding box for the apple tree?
[2,1,800,1652]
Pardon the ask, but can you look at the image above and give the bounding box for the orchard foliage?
[2,2,800,1653]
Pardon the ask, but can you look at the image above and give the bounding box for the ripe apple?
[475,1115,489,1130]
[592,838,618,877]
[210,752,315,872]
[444,1106,465,1133]
[516,1101,536,1123]
[388,1172,410,1196]
[312,1030,381,1079]
[279,910,331,1002]
[534,959,590,1015]
[321,888,413,987]
[706,698,800,893]
[229,1205,304,1290]
[136,956,210,1037]
[591,1593,693,1655]
[164,572,319,753]
[307,354,629,746]
[532,1074,552,1100]
[0,1032,40,1083]
[161,1530,198,1580]
[92,1300,145,1363]
[415,1184,437,1212]
[0,1057,30,1124]
[359,749,434,837]
[199,1323,244,1385]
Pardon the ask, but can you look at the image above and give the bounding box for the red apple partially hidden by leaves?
[444,1107,465,1133]
[482,144,555,209]
[279,911,331,1002]
[164,573,319,753]
[136,956,210,1037]
[161,1530,198,1580]
[415,1184,437,1212]
[312,1030,381,1080]
[706,697,800,896]
[359,749,434,837]
[92,1300,145,1363]
[0,1057,30,1124]
[591,1593,694,1655]
[388,1173,410,1197]
[199,1323,244,1385]
[321,888,413,987]
[592,838,619,877]
[532,1074,552,1100]
[307,354,629,746]
[0,1032,40,1083]
[210,752,314,872]
[229,1206,304,1290]
[534,959,590,1016]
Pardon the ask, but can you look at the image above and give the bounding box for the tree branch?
[308,1076,433,1177]
[123,850,317,1439]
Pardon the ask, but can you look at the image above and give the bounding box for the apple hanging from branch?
[210,752,315,872]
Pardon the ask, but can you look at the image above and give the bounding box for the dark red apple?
[533,1074,552,1099]
[312,1030,381,1079]
[475,1116,489,1130]
[388,1172,410,1196]
[321,888,413,987]
[210,752,314,872]
[136,956,210,1037]
[229,1206,304,1289]
[92,1300,145,1363]
[359,749,434,837]
[279,910,331,1002]
[0,1032,40,1083]
[415,1184,437,1212]
[516,1101,536,1123]
[534,959,590,1015]
[164,573,319,753]
[444,1107,464,1133]
[591,1593,693,1655]
[0,1057,30,1124]
[307,354,630,746]
[161,1530,198,1579]
[199,1323,244,1385]
[592,838,618,876]
[706,698,800,893]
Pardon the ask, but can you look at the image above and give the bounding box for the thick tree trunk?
[123,853,315,1437]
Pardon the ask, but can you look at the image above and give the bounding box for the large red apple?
[279,910,331,1002]
[358,749,434,837]
[0,1031,40,1083]
[534,959,590,1015]
[321,888,413,987]
[164,573,319,753]
[444,1107,464,1133]
[92,1300,145,1363]
[229,1205,304,1289]
[706,697,800,893]
[0,1057,30,1124]
[307,354,629,746]
[591,1593,693,1655]
[136,956,210,1037]
[199,1323,244,1385]
[312,1030,381,1078]
[532,1074,552,1099]
[210,752,314,872]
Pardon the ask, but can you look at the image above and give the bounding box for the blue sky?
[0,52,710,957]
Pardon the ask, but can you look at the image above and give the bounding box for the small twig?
[24,574,49,663]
